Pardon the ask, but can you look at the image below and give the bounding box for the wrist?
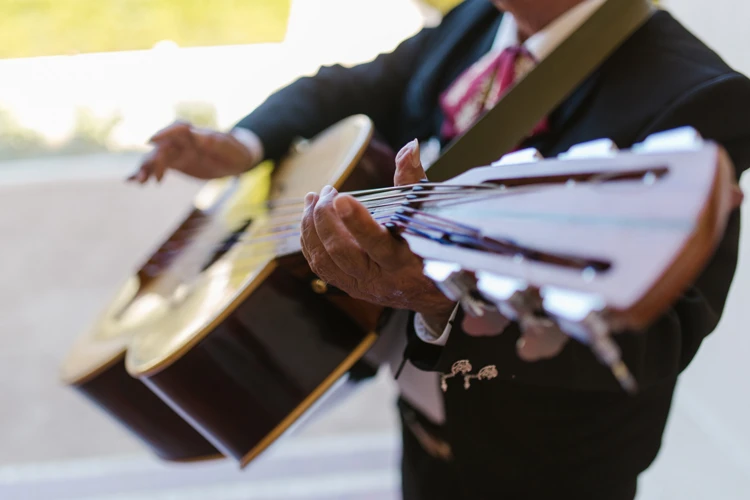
[230,127,265,172]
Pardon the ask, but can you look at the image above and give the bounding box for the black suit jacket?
[237,2,750,495]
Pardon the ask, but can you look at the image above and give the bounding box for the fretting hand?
[127,122,264,183]
[300,139,456,327]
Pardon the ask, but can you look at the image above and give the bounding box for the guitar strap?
[425,0,654,182]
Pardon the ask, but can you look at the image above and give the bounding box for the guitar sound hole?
[201,219,254,272]
[138,210,210,282]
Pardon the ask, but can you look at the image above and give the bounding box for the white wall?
[664,0,750,73]
[634,2,750,498]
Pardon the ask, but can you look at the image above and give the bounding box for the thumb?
[394,139,427,187]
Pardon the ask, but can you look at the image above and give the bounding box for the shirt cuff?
[229,127,265,167]
[413,304,460,347]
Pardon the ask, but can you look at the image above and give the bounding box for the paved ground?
[0,153,748,499]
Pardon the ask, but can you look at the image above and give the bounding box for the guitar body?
[138,252,382,465]
[61,268,223,462]
[61,115,394,464]
[68,357,221,462]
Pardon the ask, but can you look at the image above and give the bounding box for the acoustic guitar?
[60,115,739,468]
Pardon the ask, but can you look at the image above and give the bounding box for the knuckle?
[313,201,332,221]
[324,240,347,258]
[308,248,328,269]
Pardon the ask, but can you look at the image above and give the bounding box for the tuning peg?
[634,126,703,153]
[423,260,492,317]
[423,261,465,301]
[490,147,543,166]
[559,138,619,159]
[538,287,606,342]
[541,287,638,393]
[474,272,531,321]
[475,272,570,352]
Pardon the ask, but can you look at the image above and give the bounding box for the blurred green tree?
[0,107,48,158]
[0,0,291,59]
[64,107,124,154]
[174,101,219,129]
[420,0,464,14]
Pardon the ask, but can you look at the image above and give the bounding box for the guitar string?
[160,183,493,245]
[142,196,459,270]
[146,171,691,286]
[144,170,677,272]
[147,185,502,262]
[166,165,665,243]
[141,183,509,278]
[169,173,635,254]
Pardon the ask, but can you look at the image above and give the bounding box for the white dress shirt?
[375,0,605,425]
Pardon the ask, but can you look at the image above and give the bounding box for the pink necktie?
[440,45,549,144]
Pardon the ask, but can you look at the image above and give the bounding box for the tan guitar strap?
[426,0,654,182]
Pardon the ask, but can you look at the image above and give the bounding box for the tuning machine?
[559,138,619,159]
[475,272,562,335]
[423,261,494,317]
[491,147,543,166]
[542,287,638,393]
[475,272,533,320]
[633,126,703,153]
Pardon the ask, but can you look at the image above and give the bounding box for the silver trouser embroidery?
[441,360,498,392]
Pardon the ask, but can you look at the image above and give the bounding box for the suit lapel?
[407,0,501,118]
[550,71,601,133]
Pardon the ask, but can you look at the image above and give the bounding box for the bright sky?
[0,0,430,149]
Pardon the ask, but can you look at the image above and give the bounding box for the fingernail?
[334,197,353,218]
[409,141,420,167]
[321,185,333,197]
[304,192,316,208]
[516,338,526,350]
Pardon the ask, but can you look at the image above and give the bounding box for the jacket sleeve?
[610,72,750,389]
[232,26,437,162]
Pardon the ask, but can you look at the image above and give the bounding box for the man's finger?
[334,194,410,269]
[299,193,318,263]
[313,186,370,278]
[394,139,427,187]
[142,144,181,182]
[128,148,160,184]
[149,121,192,144]
[300,192,352,287]
[153,142,184,182]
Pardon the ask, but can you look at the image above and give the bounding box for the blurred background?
[0,0,748,498]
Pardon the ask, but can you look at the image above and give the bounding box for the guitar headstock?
[406,127,740,392]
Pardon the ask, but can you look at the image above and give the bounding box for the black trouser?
[399,399,465,500]
[398,398,638,500]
